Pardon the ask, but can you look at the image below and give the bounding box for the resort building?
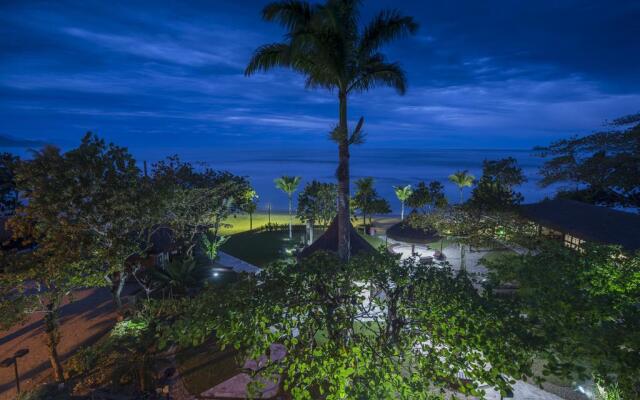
[519,199,640,253]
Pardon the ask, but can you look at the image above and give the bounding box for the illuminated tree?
[275,175,301,239]
[162,251,535,399]
[448,170,475,204]
[246,0,418,260]
[297,180,337,229]
[393,184,413,220]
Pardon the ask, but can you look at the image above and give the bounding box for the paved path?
[217,251,261,274]
[0,285,135,400]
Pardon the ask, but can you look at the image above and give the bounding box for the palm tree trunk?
[288,196,292,239]
[337,92,350,261]
[249,212,253,230]
[401,202,405,220]
[459,187,463,204]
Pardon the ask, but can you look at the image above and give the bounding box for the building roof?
[299,217,376,258]
[519,199,640,252]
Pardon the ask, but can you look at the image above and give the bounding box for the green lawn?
[220,225,318,267]
[220,212,301,235]
[479,249,517,265]
[221,224,386,267]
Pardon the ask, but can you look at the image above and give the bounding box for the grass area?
[220,212,302,235]
[361,232,386,249]
[424,238,459,250]
[221,226,324,267]
[479,249,517,265]
[175,341,242,396]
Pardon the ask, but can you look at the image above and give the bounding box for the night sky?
[1,0,639,157]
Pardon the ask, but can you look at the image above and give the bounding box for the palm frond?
[245,43,293,76]
[262,1,314,31]
[348,59,407,94]
[348,116,366,145]
[359,9,418,55]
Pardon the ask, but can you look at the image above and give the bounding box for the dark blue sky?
[1,0,639,158]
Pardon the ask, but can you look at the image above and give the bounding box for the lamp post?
[1,348,29,395]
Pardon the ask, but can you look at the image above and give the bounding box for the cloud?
[62,27,246,68]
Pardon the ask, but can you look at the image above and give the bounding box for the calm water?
[197,147,554,213]
[3,145,555,213]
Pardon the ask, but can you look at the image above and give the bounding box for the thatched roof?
[299,217,376,258]
[519,199,640,252]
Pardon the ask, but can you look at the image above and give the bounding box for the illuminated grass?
[220,212,303,235]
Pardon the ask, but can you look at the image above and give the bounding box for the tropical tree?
[162,252,535,398]
[352,177,390,227]
[0,142,109,381]
[152,157,252,255]
[150,257,210,298]
[245,0,418,260]
[0,152,19,215]
[448,170,475,204]
[243,189,259,230]
[469,158,526,212]
[535,113,640,210]
[484,242,640,398]
[393,184,413,220]
[297,180,337,229]
[275,175,301,239]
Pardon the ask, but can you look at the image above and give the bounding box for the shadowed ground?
[0,285,136,399]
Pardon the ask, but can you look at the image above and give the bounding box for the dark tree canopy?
[469,157,526,211]
[352,177,390,225]
[535,112,640,210]
[0,152,20,214]
[485,242,640,398]
[297,180,337,227]
[406,181,447,213]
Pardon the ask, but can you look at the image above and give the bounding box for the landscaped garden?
[0,1,638,399]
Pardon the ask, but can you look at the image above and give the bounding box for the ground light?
[1,348,29,395]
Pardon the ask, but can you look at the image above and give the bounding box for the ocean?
[2,145,556,213]
[196,147,556,213]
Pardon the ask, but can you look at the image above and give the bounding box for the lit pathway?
[217,251,261,274]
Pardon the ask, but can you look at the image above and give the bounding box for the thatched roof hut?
[299,217,376,258]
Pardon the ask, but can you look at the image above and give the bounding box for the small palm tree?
[150,257,209,298]
[244,189,259,230]
[246,1,418,260]
[448,170,475,204]
[275,176,301,239]
[393,185,413,220]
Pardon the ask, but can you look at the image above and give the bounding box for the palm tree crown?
[275,175,302,239]
[247,0,417,260]
[275,176,302,198]
[393,184,412,220]
[448,170,475,204]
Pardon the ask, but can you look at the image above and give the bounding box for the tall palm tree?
[246,1,418,260]
[275,175,301,239]
[393,185,412,220]
[448,170,475,204]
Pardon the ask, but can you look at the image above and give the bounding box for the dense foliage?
[351,177,390,226]
[406,180,447,213]
[161,251,536,399]
[535,113,640,210]
[297,180,338,228]
[0,152,19,214]
[485,243,640,398]
[468,157,526,211]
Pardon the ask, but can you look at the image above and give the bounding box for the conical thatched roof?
[299,216,376,258]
